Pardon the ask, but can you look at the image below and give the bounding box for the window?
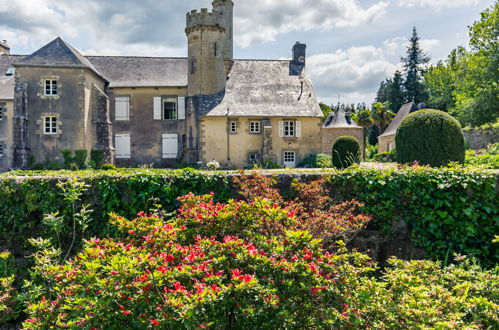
[115,134,131,159]
[44,79,58,96]
[115,97,130,121]
[283,121,294,137]
[163,98,177,120]
[279,120,302,138]
[229,121,237,134]
[0,144,3,157]
[44,116,57,135]
[154,97,185,120]
[0,105,4,121]
[249,121,261,134]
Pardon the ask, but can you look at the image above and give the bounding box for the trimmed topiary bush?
[396,110,465,167]
[298,154,332,168]
[332,136,360,169]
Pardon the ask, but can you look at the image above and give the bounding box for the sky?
[0,0,494,105]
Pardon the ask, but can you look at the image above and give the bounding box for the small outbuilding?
[378,102,418,153]
[322,107,364,158]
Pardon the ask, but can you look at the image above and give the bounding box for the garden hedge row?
[0,167,497,265]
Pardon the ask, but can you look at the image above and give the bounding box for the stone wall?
[322,127,365,158]
[463,127,498,150]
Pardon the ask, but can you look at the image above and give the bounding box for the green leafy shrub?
[330,165,498,265]
[0,251,22,325]
[298,154,332,168]
[373,149,396,162]
[22,206,498,328]
[360,257,499,328]
[396,110,465,166]
[74,150,88,169]
[101,163,117,170]
[332,136,361,169]
[90,149,105,168]
[465,143,499,169]
[23,220,374,328]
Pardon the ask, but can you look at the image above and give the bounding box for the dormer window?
[5,67,14,76]
[45,79,58,96]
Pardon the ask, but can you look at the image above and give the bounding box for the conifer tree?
[401,27,430,104]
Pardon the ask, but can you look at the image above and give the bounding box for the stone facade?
[0,100,13,169]
[200,117,322,168]
[1,0,324,169]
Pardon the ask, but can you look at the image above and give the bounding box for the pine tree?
[388,71,405,113]
[401,27,430,104]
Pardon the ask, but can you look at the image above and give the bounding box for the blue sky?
[0,0,494,105]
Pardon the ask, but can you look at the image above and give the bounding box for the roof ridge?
[85,55,188,59]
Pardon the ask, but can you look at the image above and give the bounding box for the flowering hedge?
[23,214,374,328]
[23,207,498,328]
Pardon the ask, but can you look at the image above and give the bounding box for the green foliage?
[365,144,379,160]
[371,101,395,134]
[298,154,332,168]
[332,136,361,169]
[319,102,332,121]
[330,165,498,266]
[360,257,499,328]
[465,143,499,168]
[22,200,498,328]
[424,3,499,126]
[373,149,396,162]
[402,27,430,104]
[0,251,22,324]
[101,163,117,171]
[367,125,379,146]
[376,71,405,114]
[396,110,465,167]
[90,150,105,168]
[60,149,88,170]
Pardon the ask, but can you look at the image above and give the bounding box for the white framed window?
[163,98,177,120]
[0,144,3,157]
[44,79,58,96]
[388,142,393,151]
[229,121,237,134]
[283,151,296,168]
[115,134,131,159]
[249,121,261,134]
[279,121,301,138]
[162,134,178,159]
[115,96,130,121]
[153,97,185,120]
[0,105,4,120]
[44,116,57,135]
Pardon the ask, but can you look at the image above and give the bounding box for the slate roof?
[0,55,24,100]
[205,60,323,117]
[379,102,418,137]
[87,56,188,88]
[323,107,362,129]
[16,37,105,81]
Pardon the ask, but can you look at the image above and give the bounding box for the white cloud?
[307,46,398,104]
[235,0,389,47]
[307,34,440,104]
[397,0,479,9]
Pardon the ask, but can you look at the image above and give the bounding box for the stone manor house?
[0,0,327,169]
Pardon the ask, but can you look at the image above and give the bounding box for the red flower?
[211,284,221,292]
[232,269,242,278]
[150,319,160,326]
[173,281,186,292]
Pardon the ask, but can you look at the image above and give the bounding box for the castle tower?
[186,7,228,96]
[212,0,234,62]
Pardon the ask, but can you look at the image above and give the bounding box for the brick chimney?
[0,40,10,55]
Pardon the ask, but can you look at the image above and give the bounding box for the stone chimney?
[289,42,306,76]
[0,40,10,55]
